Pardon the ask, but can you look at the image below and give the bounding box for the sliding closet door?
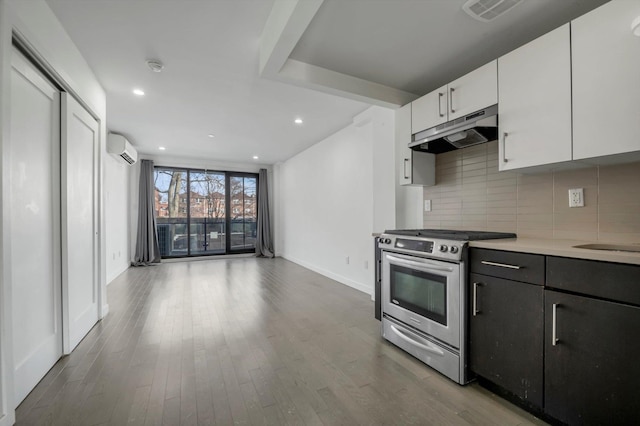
[61,93,100,353]
[9,49,63,405]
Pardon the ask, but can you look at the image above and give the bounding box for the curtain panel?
[133,159,161,265]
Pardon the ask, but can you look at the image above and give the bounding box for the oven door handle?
[389,324,445,356]
[385,254,454,273]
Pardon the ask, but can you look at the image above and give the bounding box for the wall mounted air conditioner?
[107,133,138,165]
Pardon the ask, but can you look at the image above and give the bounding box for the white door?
[61,93,100,353]
[10,49,63,405]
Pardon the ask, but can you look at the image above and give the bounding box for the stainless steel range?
[377,229,516,384]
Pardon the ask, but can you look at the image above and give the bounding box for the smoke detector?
[146,59,164,73]
[462,0,523,22]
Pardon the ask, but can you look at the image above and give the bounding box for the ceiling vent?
[107,133,138,165]
[462,0,523,22]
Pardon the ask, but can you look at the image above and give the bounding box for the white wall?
[0,1,109,422]
[105,154,130,283]
[275,106,395,296]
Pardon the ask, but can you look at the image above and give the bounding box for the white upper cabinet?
[498,24,572,171]
[572,0,640,161]
[397,103,435,186]
[448,60,497,121]
[411,60,497,134]
[398,103,414,186]
[411,84,448,134]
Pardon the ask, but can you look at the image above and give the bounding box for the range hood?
[409,104,498,154]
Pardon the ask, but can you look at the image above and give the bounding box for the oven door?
[382,251,462,349]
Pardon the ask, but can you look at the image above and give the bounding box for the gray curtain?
[255,168,274,258]
[133,159,161,265]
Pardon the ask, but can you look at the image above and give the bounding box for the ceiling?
[45,0,609,165]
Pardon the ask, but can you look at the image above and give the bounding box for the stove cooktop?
[383,229,517,241]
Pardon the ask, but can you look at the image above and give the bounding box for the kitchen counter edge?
[469,238,640,266]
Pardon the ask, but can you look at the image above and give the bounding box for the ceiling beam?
[278,59,418,108]
[259,0,324,76]
[259,0,418,108]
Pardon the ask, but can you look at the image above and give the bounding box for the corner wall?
[105,154,130,283]
[275,106,395,296]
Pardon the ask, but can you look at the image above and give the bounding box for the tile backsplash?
[422,141,640,243]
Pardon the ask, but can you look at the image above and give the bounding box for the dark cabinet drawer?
[470,248,545,285]
[547,256,640,306]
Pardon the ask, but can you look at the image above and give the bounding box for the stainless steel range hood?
[409,104,498,154]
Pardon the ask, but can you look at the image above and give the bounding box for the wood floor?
[15,257,546,425]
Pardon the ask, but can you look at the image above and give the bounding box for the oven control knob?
[439,245,448,252]
[450,246,459,254]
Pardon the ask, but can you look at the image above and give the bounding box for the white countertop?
[470,238,640,266]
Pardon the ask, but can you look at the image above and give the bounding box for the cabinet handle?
[449,87,455,114]
[473,282,480,316]
[480,260,521,270]
[502,132,509,163]
[438,92,445,117]
[552,303,560,346]
[403,158,410,179]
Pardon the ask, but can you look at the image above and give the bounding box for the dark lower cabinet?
[545,290,640,425]
[469,273,544,408]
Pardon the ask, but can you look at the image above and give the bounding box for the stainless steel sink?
[573,243,640,253]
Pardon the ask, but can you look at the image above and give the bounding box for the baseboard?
[282,254,372,297]
[106,262,130,285]
[100,303,109,319]
[0,411,16,426]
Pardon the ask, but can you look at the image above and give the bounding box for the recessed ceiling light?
[133,88,145,96]
[208,134,215,138]
[252,156,259,160]
[159,146,166,151]
[294,118,303,125]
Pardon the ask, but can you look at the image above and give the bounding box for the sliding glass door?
[154,167,257,258]
[189,171,226,255]
[229,174,257,251]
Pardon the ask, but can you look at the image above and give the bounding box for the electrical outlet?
[568,188,584,208]
[364,260,368,270]
[345,256,350,265]
[424,199,432,212]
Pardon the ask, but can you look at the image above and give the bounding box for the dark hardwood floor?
[15,258,546,425]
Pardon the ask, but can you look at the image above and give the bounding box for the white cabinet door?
[10,49,63,405]
[62,93,100,353]
[398,103,435,186]
[398,103,413,185]
[572,0,640,160]
[411,61,497,134]
[411,84,447,134]
[448,60,497,120]
[498,24,572,171]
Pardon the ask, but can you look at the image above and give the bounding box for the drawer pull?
[481,260,521,270]
[473,282,480,316]
[552,303,560,346]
